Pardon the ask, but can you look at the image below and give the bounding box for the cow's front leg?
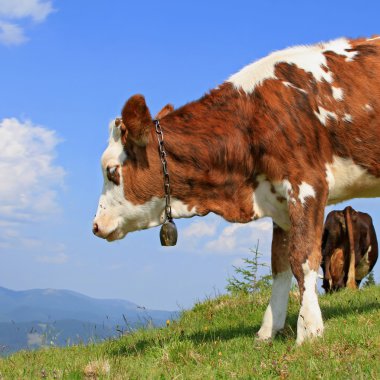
[288,185,327,345]
[256,223,292,340]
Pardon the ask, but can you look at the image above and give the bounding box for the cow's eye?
[106,165,120,185]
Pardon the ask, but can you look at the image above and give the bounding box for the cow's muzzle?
[92,221,126,241]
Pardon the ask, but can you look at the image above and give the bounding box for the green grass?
[0,286,379,379]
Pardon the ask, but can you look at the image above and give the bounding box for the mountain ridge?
[0,286,176,354]
[0,286,175,323]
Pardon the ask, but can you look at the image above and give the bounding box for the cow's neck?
[156,84,258,223]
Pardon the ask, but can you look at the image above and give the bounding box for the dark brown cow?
[321,206,378,292]
[93,36,380,344]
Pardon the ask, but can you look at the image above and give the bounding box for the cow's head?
[93,95,174,241]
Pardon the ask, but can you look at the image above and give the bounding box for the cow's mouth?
[105,229,127,242]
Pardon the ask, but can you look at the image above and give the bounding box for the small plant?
[226,242,272,294]
[363,271,376,287]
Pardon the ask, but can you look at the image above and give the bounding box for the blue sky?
[0,0,379,310]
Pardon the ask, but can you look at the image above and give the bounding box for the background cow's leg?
[322,254,332,293]
[321,230,333,293]
[288,186,327,345]
[256,223,292,340]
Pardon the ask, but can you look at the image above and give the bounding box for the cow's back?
[227,37,380,201]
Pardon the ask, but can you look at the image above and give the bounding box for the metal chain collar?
[154,119,173,222]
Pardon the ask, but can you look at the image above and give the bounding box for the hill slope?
[0,286,379,379]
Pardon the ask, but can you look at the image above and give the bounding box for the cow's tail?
[344,207,357,289]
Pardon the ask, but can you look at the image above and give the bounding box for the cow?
[321,206,378,292]
[93,36,380,344]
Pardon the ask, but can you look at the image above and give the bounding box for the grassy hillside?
[0,286,379,379]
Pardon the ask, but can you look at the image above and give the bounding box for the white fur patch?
[364,104,374,112]
[170,199,197,219]
[227,38,355,93]
[252,178,318,229]
[282,81,307,94]
[257,269,293,340]
[332,86,344,101]
[296,261,324,345]
[325,165,335,191]
[314,107,337,126]
[101,120,127,168]
[282,179,296,205]
[343,113,353,123]
[326,156,380,204]
[252,176,291,230]
[323,38,358,61]
[298,182,316,205]
[367,36,380,42]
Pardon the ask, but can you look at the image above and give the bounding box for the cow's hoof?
[255,334,272,342]
[255,327,277,342]
[296,324,324,345]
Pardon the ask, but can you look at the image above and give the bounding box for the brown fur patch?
[271,224,290,275]
[121,95,152,146]
[155,104,174,120]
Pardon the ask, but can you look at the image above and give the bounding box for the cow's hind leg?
[256,223,292,340]
[288,185,327,344]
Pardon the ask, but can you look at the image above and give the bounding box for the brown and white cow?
[93,36,380,344]
[321,206,378,292]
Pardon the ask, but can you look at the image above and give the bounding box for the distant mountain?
[0,287,177,355]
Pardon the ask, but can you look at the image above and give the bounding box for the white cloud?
[205,219,273,255]
[36,252,68,264]
[0,20,27,45]
[0,217,68,262]
[0,118,65,221]
[0,0,54,46]
[0,0,53,22]
[179,216,273,257]
[182,220,218,239]
[20,237,42,249]
[231,257,245,268]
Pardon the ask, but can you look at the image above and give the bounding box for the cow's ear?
[155,104,174,120]
[121,94,152,147]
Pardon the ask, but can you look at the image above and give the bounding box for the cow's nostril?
[92,223,99,235]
